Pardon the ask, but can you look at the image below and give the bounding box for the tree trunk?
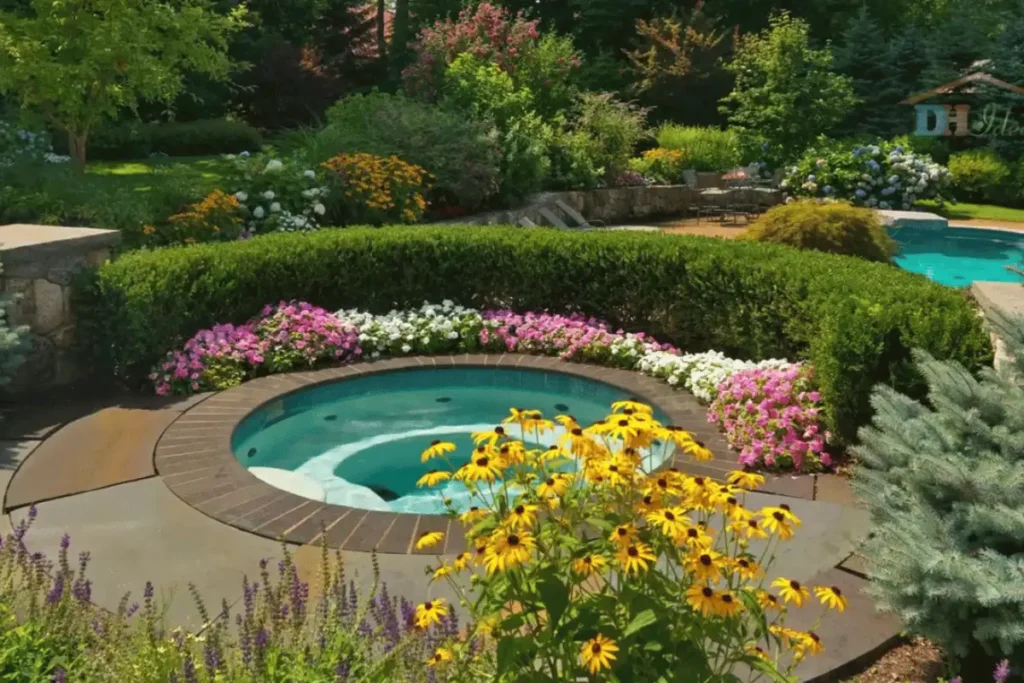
[376,0,388,63]
[68,131,88,175]
[392,0,409,67]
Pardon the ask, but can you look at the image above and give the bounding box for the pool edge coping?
[155,354,771,555]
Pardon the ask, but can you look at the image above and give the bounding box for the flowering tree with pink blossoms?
[708,364,832,472]
[401,2,580,117]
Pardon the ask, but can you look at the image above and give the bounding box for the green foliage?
[0,0,244,169]
[746,200,898,262]
[948,149,1013,204]
[854,309,1024,670]
[443,53,552,200]
[52,119,263,161]
[573,92,650,177]
[0,160,209,248]
[832,8,909,139]
[74,227,991,443]
[655,126,740,172]
[319,92,501,211]
[0,260,29,386]
[628,148,686,184]
[547,130,604,190]
[720,12,857,167]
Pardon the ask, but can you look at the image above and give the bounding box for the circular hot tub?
[232,366,670,514]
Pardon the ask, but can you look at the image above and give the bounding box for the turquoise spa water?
[890,226,1024,287]
[232,367,668,514]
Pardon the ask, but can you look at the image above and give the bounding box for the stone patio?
[0,356,897,681]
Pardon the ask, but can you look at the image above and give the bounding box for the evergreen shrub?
[855,309,1024,670]
[746,200,897,262]
[74,228,992,442]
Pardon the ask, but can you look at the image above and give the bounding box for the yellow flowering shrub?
[322,152,431,225]
[414,402,845,681]
[628,147,688,184]
[152,190,243,245]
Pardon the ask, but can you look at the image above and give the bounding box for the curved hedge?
[74,227,992,443]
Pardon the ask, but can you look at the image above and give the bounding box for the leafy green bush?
[573,93,650,177]
[52,119,262,160]
[443,53,552,201]
[0,259,29,386]
[547,129,604,190]
[75,227,991,443]
[656,126,740,172]
[855,310,1024,671]
[948,149,1012,203]
[320,92,501,212]
[747,200,897,262]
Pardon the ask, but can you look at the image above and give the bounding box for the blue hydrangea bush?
[782,138,951,210]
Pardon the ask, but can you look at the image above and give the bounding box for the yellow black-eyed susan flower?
[713,590,744,618]
[414,598,448,628]
[571,554,607,576]
[645,506,689,537]
[580,634,619,674]
[430,564,452,581]
[814,585,848,612]
[732,557,762,581]
[415,531,444,550]
[457,447,502,483]
[452,552,471,571]
[471,426,508,446]
[426,647,453,666]
[484,529,536,574]
[609,524,638,548]
[536,474,570,499]
[685,550,726,583]
[421,440,456,462]
[771,577,810,607]
[727,470,766,490]
[757,591,782,611]
[685,583,717,616]
[458,506,489,525]
[504,502,538,530]
[416,470,451,488]
[684,439,714,461]
[615,541,656,575]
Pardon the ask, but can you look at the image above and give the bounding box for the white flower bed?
[335,303,794,404]
[336,300,483,358]
[637,350,793,403]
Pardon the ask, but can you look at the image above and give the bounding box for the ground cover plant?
[75,227,992,447]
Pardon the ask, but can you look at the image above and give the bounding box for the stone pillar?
[0,224,121,394]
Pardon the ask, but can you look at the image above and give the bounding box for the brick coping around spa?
[155,354,807,556]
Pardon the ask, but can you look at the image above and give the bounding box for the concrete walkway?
[0,377,894,681]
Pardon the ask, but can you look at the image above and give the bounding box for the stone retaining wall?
[1,224,121,394]
[445,184,783,226]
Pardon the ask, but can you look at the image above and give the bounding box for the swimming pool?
[890,226,1024,287]
[232,367,669,514]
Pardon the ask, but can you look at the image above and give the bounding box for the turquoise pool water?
[890,226,1024,287]
[232,367,667,514]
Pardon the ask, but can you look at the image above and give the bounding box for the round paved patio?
[0,354,897,681]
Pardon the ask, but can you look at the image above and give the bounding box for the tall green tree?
[832,7,893,136]
[0,0,243,171]
[719,12,857,165]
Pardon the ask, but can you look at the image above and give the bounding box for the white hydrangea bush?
[0,121,69,167]
[638,350,793,403]
[336,301,484,358]
[225,153,328,236]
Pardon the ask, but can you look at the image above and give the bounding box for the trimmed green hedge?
[74,227,992,442]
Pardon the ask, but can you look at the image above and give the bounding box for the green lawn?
[86,155,234,194]
[915,199,1024,224]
